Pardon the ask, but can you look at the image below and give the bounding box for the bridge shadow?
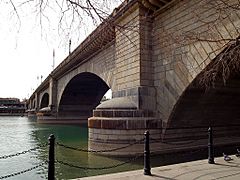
[215,161,240,168]
[151,174,176,180]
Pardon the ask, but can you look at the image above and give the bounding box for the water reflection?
[29,118,90,179]
[0,116,142,180]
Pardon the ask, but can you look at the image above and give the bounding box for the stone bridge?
[27,0,240,155]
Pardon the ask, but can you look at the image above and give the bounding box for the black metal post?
[144,131,151,175]
[48,134,55,180]
[208,126,215,164]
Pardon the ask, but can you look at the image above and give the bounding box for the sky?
[0,1,120,100]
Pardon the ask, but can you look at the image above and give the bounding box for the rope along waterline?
[0,161,46,179]
[56,154,143,170]
[57,138,144,153]
[0,144,48,159]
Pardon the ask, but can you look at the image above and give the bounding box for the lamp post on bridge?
[69,39,71,55]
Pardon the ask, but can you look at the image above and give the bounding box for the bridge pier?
[88,96,162,156]
[36,102,90,124]
[26,0,240,156]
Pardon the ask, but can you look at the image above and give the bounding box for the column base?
[37,114,88,124]
[88,116,162,156]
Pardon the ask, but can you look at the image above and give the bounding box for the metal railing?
[0,132,148,179]
[1,125,239,179]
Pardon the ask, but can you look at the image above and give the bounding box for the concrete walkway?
[77,155,240,180]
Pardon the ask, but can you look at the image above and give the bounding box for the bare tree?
[193,0,240,88]
[4,0,240,88]
[156,0,240,88]
[4,0,122,46]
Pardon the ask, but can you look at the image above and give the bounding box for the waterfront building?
[0,98,26,115]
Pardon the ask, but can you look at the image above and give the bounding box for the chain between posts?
[57,138,144,153]
[0,126,220,178]
[0,144,48,160]
[0,161,46,179]
[56,154,143,170]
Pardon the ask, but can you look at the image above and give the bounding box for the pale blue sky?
[0,1,119,100]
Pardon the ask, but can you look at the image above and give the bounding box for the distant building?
[0,98,26,116]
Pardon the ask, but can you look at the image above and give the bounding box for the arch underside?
[40,93,49,109]
[165,73,240,140]
[58,72,109,120]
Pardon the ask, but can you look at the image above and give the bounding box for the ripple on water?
[0,116,143,179]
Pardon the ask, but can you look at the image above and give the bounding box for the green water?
[0,116,142,179]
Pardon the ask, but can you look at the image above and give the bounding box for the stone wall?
[114,3,141,92]
[56,43,116,108]
[27,0,240,155]
[152,0,240,126]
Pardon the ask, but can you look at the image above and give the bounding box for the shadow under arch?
[164,52,240,140]
[40,93,49,109]
[58,72,110,121]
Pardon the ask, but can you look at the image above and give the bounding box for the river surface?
[0,116,143,179]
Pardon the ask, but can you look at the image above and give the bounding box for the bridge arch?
[40,93,49,109]
[57,72,110,119]
[165,44,240,139]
